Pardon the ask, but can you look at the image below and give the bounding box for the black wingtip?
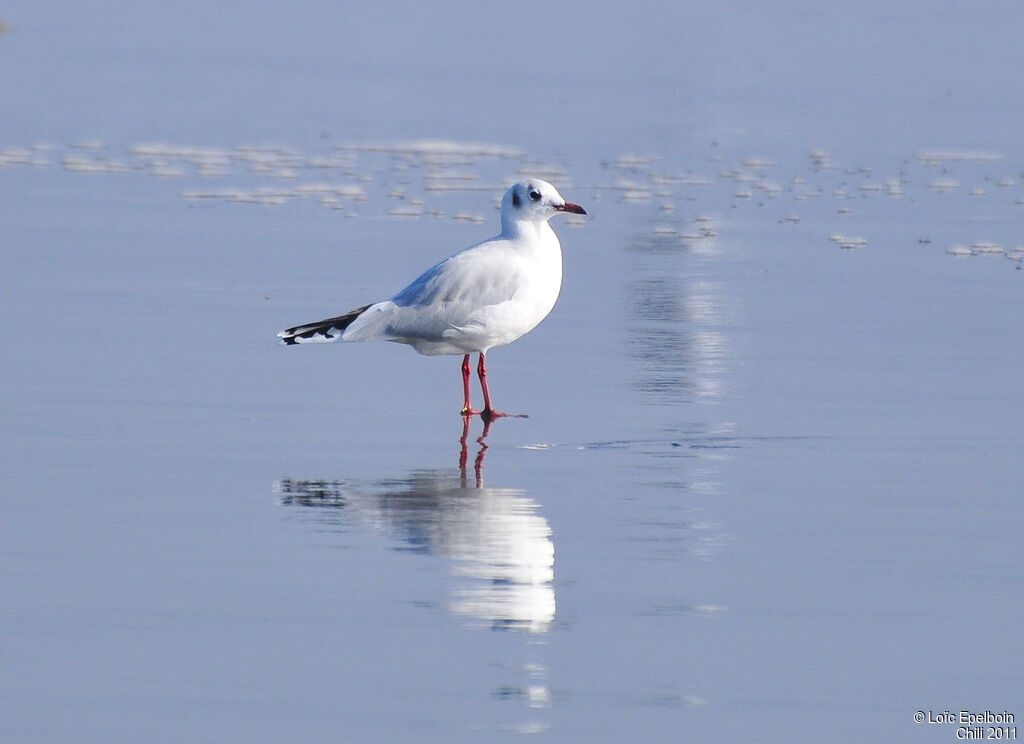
[278,304,372,346]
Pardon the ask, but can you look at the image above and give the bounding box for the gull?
[278,178,587,418]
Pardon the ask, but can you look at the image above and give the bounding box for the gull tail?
[278,304,372,345]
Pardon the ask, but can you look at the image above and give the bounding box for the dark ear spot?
[512,189,521,207]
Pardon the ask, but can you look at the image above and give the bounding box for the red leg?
[461,354,478,416]
[477,351,506,419]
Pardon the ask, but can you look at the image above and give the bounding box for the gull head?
[502,179,587,229]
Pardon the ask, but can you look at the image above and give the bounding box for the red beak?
[555,201,587,215]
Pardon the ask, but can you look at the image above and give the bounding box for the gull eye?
[529,189,541,202]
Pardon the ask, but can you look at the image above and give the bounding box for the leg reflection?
[459,415,495,488]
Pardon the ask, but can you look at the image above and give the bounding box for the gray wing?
[342,240,524,346]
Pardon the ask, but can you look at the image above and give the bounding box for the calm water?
[3,3,1023,742]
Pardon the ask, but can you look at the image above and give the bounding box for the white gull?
[278,178,587,418]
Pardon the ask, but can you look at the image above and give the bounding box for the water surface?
[3,3,1023,742]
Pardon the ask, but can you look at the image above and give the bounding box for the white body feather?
[342,220,563,355]
[278,179,585,358]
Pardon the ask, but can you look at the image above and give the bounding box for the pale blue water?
[3,3,1023,742]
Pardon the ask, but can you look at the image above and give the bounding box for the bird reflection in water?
[276,417,555,633]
